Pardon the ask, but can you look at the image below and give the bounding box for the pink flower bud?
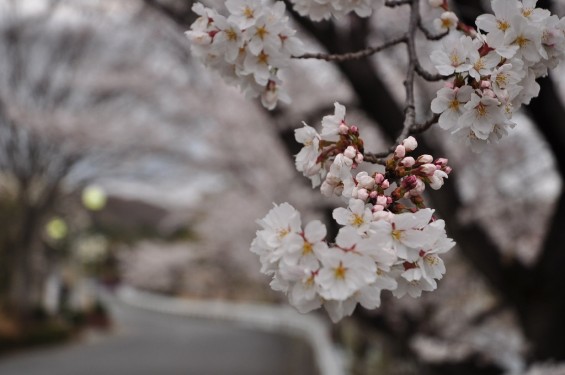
[355,153,364,163]
[350,126,359,133]
[372,205,384,212]
[395,145,406,158]
[381,179,390,189]
[339,124,349,134]
[386,196,393,205]
[358,174,375,189]
[344,146,357,159]
[402,136,418,152]
[401,175,418,190]
[409,179,425,196]
[358,188,369,201]
[351,187,358,199]
[401,157,416,168]
[376,195,387,206]
[419,163,437,176]
[480,80,491,89]
[374,173,385,184]
[435,158,448,167]
[369,191,378,199]
[444,166,452,174]
[417,154,433,164]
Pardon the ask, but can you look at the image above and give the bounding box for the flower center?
[392,229,402,241]
[497,20,510,32]
[277,227,290,240]
[258,51,269,65]
[448,99,460,111]
[496,73,507,87]
[476,103,487,117]
[441,18,453,29]
[514,35,529,48]
[255,25,268,40]
[305,274,315,286]
[425,255,439,266]
[449,52,460,66]
[334,263,347,280]
[474,58,485,71]
[243,6,254,19]
[302,242,313,255]
[351,214,364,227]
[226,28,238,41]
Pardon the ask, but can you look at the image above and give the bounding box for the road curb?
[111,286,345,375]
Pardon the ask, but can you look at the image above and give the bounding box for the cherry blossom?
[186,1,302,109]
[430,85,473,130]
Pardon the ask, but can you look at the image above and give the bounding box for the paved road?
[0,297,317,375]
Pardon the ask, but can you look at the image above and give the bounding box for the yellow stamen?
[226,28,238,41]
[306,275,315,286]
[496,73,507,87]
[277,227,290,240]
[351,214,364,227]
[449,52,460,66]
[425,255,439,266]
[448,99,460,110]
[497,20,510,31]
[302,242,313,255]
[441,19,453,29]
[243,6,254,19]
[476,103,487,117]
[255,25,268,40]
[474,58,485,71]
[334,263,347,280]
[514,35,529,48]
[258,51,269,65]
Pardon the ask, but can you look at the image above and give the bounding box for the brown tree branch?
[294,34,407,61]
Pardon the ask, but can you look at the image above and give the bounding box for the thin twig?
[415,62,450,81]
[293,35,407,62]
[363,0,448,163]
[400,0,419,134]
[385,0,411,7]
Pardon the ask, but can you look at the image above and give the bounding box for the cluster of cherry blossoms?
[289,0,378,21]
[251,103,455,322]
[185,0,303,109]
[295,103,451,199]
[429,0,565,151]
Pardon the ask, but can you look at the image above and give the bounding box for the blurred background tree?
[0,1,200,329]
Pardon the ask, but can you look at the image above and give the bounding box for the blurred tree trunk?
[7,186,52,319]
[451,0,565,362]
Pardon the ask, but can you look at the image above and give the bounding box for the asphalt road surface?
[0,297,318,375]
